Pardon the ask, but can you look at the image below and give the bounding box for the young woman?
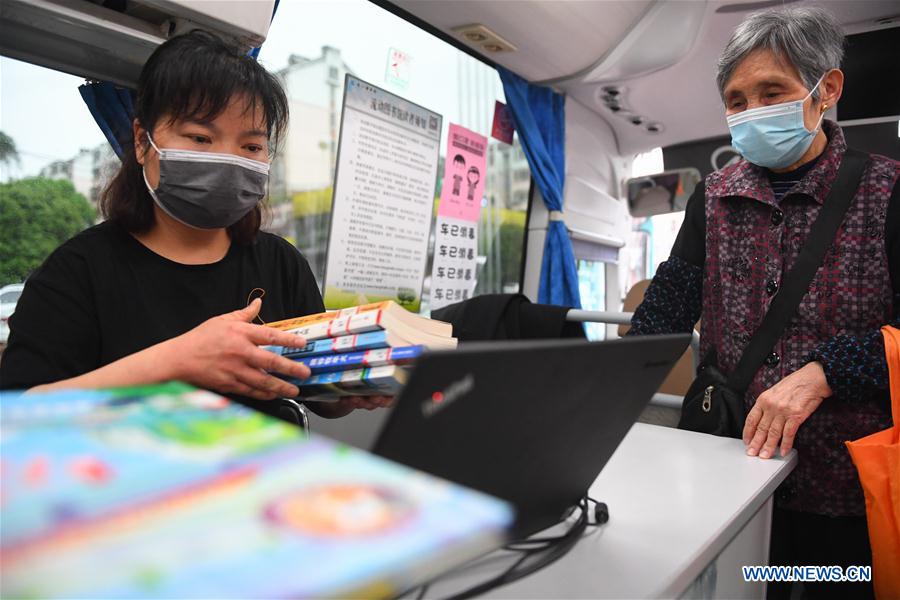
[0,30,386,418]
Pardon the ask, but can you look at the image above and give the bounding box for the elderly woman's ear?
[818,69,844,112]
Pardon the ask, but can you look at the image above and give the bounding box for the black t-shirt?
[0,221,324,390]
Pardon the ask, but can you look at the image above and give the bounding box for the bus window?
[257,0,530,311]
[620,147,686,296]
[577,259,606,340]
[0,58,103,299]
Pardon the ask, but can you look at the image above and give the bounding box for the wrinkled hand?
[167,298,310,400]
[743,362,832,459]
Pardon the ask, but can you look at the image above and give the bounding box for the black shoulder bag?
[678,149,869,438]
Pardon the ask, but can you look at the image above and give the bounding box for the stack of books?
[264,301,456,400]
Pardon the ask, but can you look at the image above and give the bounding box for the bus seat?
[432,294,586,342]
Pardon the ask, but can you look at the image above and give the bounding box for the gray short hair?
[716,6,845,102]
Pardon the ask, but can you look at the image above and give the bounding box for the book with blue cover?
[265,330,407,359]
[0,384,513,599]
[288,345,423,375]
[266,344,421,399]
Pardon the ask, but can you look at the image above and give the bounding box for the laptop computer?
[373,334,691,537]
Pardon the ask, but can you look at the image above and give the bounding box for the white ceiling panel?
[391,0,654,82]
[563,0,900,155]
[390,0,899,155]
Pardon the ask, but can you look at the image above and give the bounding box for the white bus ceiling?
[393,0,899,314]
[392,0,900,156]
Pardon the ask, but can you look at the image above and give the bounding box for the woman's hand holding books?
[167,298,311,400]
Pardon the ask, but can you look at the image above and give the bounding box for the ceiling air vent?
[451,24,517,54]
[874,15,899,26]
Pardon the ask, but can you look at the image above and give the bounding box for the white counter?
[413,423,797,599]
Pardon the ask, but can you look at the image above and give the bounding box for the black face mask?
[143,134,269,229]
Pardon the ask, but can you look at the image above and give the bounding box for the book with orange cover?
[266,301,392,331]
[267,301,454,345]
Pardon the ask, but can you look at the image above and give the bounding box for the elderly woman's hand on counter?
[742,362,833,459]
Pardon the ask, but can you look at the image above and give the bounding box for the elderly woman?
[630,6,898,599]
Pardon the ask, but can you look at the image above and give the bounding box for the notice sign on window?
[429,124,487,310]
[385,47,411,89]
[322,75,442,312]
[430,215,479,308]
[491,100,515,145]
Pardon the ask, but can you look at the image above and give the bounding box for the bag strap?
[726,148,869,393]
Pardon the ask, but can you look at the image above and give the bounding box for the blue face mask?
[726,74,826,169]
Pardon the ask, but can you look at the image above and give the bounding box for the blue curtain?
[498,67,581,309]
[248,0,280,60]
[80,0,280,160]
[79,82,136,159]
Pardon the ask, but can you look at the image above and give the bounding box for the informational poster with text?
[322,75,442,312]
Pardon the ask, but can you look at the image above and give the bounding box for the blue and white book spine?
[264,331,391,359]
[290,345,423,376]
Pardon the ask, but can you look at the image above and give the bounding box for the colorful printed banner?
[438,124,487,223]
[0,385,513,598]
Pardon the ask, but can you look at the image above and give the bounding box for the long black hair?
[100,30,289,244]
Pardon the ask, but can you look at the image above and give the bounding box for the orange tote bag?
[846,325,900,599]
